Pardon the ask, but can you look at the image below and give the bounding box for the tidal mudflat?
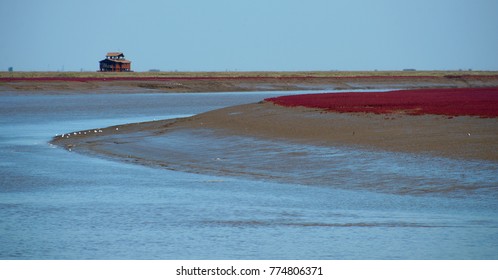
[2,85,498,259]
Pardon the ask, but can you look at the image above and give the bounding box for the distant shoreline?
[3,70,498,78]
[2,71,498,93]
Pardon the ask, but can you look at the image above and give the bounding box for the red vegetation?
[265,87,498,118]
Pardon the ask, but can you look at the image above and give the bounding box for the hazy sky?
[1,0,497,72]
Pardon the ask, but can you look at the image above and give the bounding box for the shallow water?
[1,91,498,259]
[113,128,498,197]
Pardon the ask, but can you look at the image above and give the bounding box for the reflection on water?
[1,91,498,259]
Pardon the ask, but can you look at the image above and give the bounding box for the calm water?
[1,91,498,259]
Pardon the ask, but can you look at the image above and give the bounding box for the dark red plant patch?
[265,87,498,118]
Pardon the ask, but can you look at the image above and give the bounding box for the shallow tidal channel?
[1,91,498,259]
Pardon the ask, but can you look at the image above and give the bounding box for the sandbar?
[52,87,498,163]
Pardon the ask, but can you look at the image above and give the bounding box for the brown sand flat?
[52,100,498,162]
[42,75,498,162]
[180,102,498,161]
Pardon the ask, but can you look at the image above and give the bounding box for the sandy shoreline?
[9,73,491,167]
[186,102,498,161]
[52,91,498,163]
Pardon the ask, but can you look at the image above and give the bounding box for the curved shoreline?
[52,88,498,163]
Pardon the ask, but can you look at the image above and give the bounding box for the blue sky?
[1,0,497,72]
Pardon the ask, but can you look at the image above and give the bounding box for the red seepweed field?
[265,87,498,118]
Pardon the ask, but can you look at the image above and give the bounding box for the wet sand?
[52,88,498,163]
[18,73,493,164]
